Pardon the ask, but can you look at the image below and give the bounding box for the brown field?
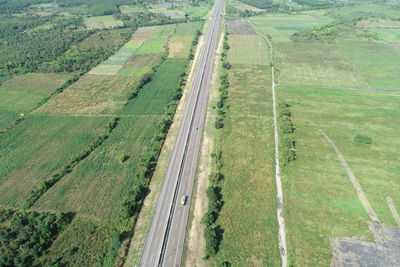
[168,36,193,58]
[2,73,70,94]
[35,75,139,115]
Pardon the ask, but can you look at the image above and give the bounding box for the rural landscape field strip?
[206,19,280,266]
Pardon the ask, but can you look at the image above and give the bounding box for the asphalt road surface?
[139,1,223,266]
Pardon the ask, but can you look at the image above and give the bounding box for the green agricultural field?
[122,58,187,115]
[228,34,269,65]
[76,28,130,49]
[0,73,70,112]
[250,13,331,42]
[83,15,124,30]
[119,5,148,14]
[0,114,108,207]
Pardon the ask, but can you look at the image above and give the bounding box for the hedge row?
[278,103,296,167]
[202,32,231,259]
[214,33,230,129]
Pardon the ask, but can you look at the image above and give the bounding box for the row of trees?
[201,32,231,259]
[291,11,392,42]
[278,103,296,167]
[0,208,72,267]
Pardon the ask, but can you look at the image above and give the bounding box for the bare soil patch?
[390,43,400,52]
[228,19,257,35]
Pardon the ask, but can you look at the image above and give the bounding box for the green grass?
[228,35,269,65]
[0,114,108,208]
[83,15,124,30]
[0,110,18,130]
[337,39,400,90]
[211,63,280,266]
[122,58,187,115]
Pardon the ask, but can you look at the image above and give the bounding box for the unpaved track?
[248,19,287,267]
[320,129,380,223]
[387,197,400,227]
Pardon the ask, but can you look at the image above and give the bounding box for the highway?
[139,0,223,266]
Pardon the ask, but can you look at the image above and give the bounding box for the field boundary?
[387,197,400,227]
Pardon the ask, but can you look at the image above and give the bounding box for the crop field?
[0,114,108,207]
[83,15,124,29]
[250,13,331,42]
[76,28,130,49]
[33,116,161,221]
[89,25,174,75]
[227,35,269,65]
[35,75,140,115]
[123,58,187,115]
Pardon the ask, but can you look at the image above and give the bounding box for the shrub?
[354,134,372,145]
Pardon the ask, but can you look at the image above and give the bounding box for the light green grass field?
[250,13,331,42]
[228,34,269,65]
[278,85,400,265]
[337,39,400,90]
[274,42,368,89]
[0,73,69,122]
[119,5,147,14]
[83,15,123,30]
[212,63,280,266]
[0,115,108,207]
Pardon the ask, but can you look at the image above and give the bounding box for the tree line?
[201,31,231,261]
[0,208,72,266]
